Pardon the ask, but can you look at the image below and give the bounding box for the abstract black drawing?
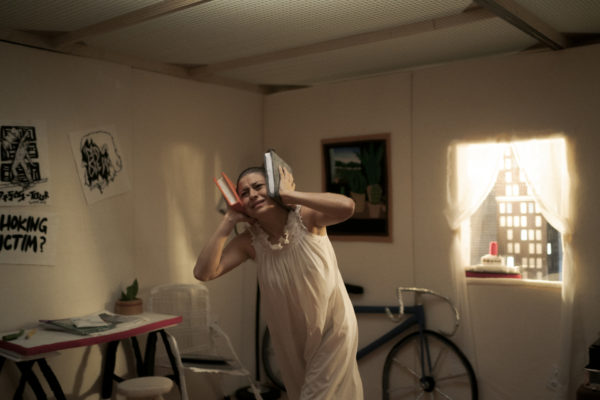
[0,126,41,188]
[79,131,123,194]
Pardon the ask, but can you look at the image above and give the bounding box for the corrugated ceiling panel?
[516,0,600,33]
[0,0,162,31]
[219,18,538,86]
[1,0,597,90]
[85,0,473,64]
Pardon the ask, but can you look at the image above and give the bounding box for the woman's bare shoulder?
[298,206,326,235]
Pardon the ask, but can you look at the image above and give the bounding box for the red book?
[213,172,244,212]
[466,271,522,279]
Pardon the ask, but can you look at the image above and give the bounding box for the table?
[0,312,182,399]
[577,385,600,400]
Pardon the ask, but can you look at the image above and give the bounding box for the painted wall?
[0,42,263,399]
[411,43,600,399]
[264,44,600,399]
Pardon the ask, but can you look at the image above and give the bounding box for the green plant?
[347,169,367,194]
[357,142,384,185]
[120,279,139,301]
[356,142,385,204]
[336,163,367,195]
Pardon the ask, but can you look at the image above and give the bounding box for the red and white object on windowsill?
[466,241,521,278]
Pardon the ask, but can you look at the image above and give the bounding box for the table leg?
[15,360,46,400]
[143,331,158,376]
[37,359,66,400]
[130,336,145,377]
[101,340,120,399]
[2,356,64,400]
[158,330,181,388]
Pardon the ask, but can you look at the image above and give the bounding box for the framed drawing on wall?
[322,133,391,241]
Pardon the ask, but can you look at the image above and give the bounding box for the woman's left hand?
[278,166,295,194]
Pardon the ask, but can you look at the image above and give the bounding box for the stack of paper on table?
[40,311,145,336]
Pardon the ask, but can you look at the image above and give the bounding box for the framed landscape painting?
[321,133,391,241]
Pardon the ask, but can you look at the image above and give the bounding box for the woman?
[194,165,363,400]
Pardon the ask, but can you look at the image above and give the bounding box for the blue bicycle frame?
[354,305,425,361]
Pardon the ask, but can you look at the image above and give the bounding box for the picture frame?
[322,133,391,241]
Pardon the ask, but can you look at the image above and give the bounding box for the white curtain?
[445,137,574,398]
[512,137,574,398]
[444,142,506,362]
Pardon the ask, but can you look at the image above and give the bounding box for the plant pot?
[367,202,385,219]
[114,299,143,315]
[350,192,366,213]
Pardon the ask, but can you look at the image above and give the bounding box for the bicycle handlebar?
[385,287,460,337]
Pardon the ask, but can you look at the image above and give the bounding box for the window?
[468,146,563,280]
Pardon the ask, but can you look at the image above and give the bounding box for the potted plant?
[114,279,143,315]
[357,143,385,218]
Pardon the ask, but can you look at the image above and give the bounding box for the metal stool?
[117,376,174,400]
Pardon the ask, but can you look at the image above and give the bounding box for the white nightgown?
[249,206,363,400]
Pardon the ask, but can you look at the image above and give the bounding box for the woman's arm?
[277,166,355,229]
[193,210,255,281]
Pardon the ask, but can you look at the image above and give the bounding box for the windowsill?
[466,276,562,289]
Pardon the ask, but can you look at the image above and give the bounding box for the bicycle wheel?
[382,330,477,400]
[262,327,286,392]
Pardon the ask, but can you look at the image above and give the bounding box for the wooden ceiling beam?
[0,28,54,50]
[68,43,264,93]
[51,0,215,48]
[1,29,264,93]
[190,6,496,76]
[474,0,568,49]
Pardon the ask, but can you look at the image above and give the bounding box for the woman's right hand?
[225,207,255,226]
[195,207,255,281]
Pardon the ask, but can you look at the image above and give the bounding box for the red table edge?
[0,315,182,357]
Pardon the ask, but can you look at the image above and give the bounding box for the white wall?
[0,42,263,399]
[411,43,600,399]
[265,44,600,399]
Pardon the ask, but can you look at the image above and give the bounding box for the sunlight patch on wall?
[163,143,212,283]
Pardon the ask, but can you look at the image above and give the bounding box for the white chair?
[148,283,262,400]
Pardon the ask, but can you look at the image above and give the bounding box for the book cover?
[214,172,244,212]
[264,149,292,207]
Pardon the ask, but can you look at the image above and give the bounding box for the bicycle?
[261,286,478,399]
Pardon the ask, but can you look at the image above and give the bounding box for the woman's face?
[237,172,275,216]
